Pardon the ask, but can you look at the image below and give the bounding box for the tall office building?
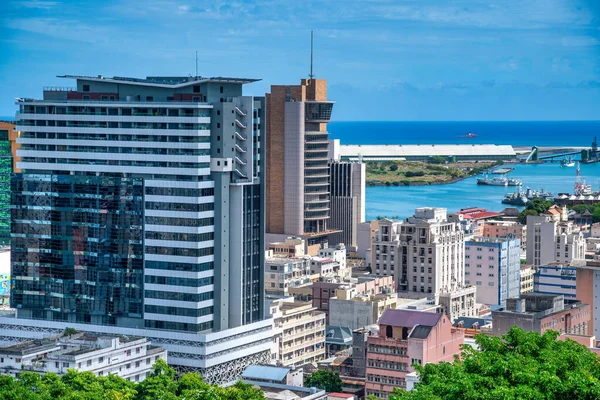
[265,79,336,251]
[0,122,14,247]
[328,161,365,248]
[372,208,476,321]
[3,75,271,384]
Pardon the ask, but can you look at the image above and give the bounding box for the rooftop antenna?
[195,51,198,78]
[309,30,314,80]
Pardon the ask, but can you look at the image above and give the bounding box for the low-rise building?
[365,309,464,399]
[265,255,311,296]
[325,326,354,357]
[242,364,327,400]
[533,262,580,299]
[520,264,535,294]
[491,293,590,336]
[270,299,326,367]
[269,237,306,258]
[0,333,166,381]
[329,292,398,331]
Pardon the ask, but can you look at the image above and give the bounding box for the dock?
[491,168,513,174]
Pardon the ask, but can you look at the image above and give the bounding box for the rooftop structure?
[491,293,590,336]
[339,144,516,162]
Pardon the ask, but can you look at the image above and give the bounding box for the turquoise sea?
[366,162,600,220]
[327,120,600,220]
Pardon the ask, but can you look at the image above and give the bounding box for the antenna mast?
[309,30,314,80]
[195,51,198,78]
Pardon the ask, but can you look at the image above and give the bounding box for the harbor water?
[366,162,600,220]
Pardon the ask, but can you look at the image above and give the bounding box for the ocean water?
[366,162,600,221]
[328,121,600,147]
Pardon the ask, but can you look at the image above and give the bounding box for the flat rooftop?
[340,144,516,158]
[58,75,261,87]
[0,340,59,356]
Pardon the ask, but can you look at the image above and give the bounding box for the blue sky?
[0,0,599,120]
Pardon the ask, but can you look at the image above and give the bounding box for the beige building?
[269,237,306,258]
[372,208,476,321]
[520,264,535,294]
[526,214,585,267]
[481,220,526,251]
[270,299,326,367]
[329,291,398,330]
[265,255,311,296]
[266,78,336,249]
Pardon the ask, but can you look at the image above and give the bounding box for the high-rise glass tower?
[3,75,271,384]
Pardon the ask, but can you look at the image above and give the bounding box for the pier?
[518,137,599,164]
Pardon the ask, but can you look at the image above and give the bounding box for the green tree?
[389,327,600,400]
[304,370,343,393]
[428,156,447,164]
[517,209,538,224]
[389,163,399,172]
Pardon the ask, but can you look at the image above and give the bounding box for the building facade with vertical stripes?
[328,161,365,248]
[2,75,271,384]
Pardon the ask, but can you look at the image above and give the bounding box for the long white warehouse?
[339,144,516,161]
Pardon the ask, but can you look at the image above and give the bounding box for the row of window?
[21,144,209,156]
[145,216,214,227]
[145,246,214,257]
[144,290,214,302]
[367,360,409,371]
[368,345,407,355]
[21,157,209,169]
[145,187,214,197]
[21,105,209,117]
[21,132,209,142]
[145,231,214,242]
[144,260,213,272]
[145,305,213,317]
[20,121,210,130]
[366,375,405,386]
[145,201,214,212]
[144,275,214,287]
[145,320,213,332]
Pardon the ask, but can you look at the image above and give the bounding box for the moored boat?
[477,175,508,186]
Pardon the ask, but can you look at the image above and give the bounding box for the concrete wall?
[283,102,304,236]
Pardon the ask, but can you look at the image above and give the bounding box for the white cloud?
[18,1,59,10]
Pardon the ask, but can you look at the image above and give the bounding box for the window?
[146,96,153,101]
[146,358,151,365]
[193,85,200,93]
[136,361,140,367]
[217,123,220,128]
[220,86,224,93]
[63,362,69,368]
[99,357,104,363]
[87,360,92,367]
[217,110,220,115]
[126,350,131,356]
[136,347,141,354]
[83,85,90,92]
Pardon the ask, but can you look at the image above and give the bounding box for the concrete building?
[312,276,395,318]
[464,237,521,307]
[5,74,272,384]
[357,220,378,264]
[491,293,590,336]
[339,144,516,162]
[269,237,306,258]
[526,214,585,267]
[266,78,336,249]
[0,333,166,381]
[325,326,353,357]
[481,220,527,252]
[265,255,311,296]
[533,262,580,299]
[372,208,477,321]
[329,291,398,331]
[270,298,326,367]
[0,122,15,247]
[365,309,464,399]
[520,264,536,294]
[575,260,600,338]
[328,161,366,248]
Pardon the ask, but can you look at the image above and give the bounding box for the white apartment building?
[372,208,476,321]
[269,298,326,367]
[0,334,166,382]
[265,256,311,296]
[526,215,585,267]
[319,243,347,271]
[464,237,521,307]
[521,265,535,294]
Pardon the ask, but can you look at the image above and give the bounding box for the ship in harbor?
[560,156,575,167]
[477,174,522,186]
[477,175,508,186]
[458,132,477,139]
[502,187,555,206]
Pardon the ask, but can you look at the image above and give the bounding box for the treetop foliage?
[0,359,265,400]
[385,327,600,400]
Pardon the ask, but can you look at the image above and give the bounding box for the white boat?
[561,156,575,167]
[477,175,508,186]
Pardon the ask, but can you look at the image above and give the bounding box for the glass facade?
[11,174,144,326]
[0,130,12,247]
